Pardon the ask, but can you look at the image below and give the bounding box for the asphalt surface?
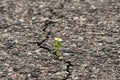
[0,0,120,80]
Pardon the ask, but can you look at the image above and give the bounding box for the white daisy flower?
[54,38,62,41]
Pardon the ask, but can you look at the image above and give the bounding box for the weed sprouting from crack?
[29,20,72,79]
[54,38,62,57]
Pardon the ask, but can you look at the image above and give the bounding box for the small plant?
[54,38,62,57]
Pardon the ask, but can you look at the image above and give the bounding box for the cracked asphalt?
[0,0,120,80]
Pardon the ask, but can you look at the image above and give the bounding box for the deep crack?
[62,61,72,80]
[42,20,57,31]
[36,20,54,52]
[36,42,51,52]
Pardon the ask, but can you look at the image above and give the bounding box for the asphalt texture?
[0,0,120,80]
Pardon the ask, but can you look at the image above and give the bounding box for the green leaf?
[55,48,59,57]
[54,41,62,48]
[54,40,62,57]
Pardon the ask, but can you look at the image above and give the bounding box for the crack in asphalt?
[62,61,72,80]
[36,20,55,51]
[33,20,72,80]
[28,20,72,80]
